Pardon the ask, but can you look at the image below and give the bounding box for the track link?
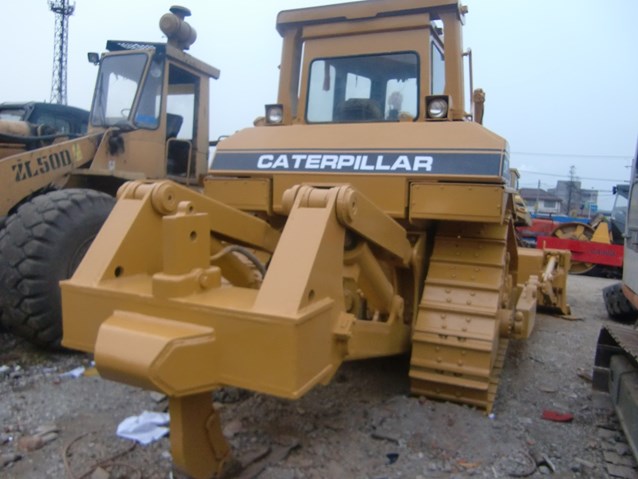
[409,221,512,412]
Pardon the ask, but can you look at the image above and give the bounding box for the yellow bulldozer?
[61,1,571,477]
[0,6,219,347]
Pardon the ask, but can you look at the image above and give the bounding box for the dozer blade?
[61,181,414,478]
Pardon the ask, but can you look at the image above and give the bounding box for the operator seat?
[166,113,183,139]
[166,113,188,175]
[336,98,383,122]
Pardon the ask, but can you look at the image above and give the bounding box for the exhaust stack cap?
[169,5,191,19]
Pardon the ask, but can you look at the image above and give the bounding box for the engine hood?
[212,121,509,181]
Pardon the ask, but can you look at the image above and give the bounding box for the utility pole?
[49,0,75,105]
[566,165,577,216]
[535,179,540,214]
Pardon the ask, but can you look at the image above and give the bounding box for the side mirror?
[87,52,100,65]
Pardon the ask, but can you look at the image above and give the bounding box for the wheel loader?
[61,1,570,477]
[0,6,219,347]
[0,101,88,136]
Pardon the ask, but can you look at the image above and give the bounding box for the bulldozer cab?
[269,0,469,126]
[209,0,501,218]
[86,36,219,185]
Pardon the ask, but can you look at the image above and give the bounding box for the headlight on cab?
[265,104,284,125]
[426,95,450,120]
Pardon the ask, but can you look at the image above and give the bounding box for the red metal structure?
[536,235,623,269]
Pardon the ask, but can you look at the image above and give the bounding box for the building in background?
[549,180,598,216]
[520,181,599,217]
[519,188,563,215]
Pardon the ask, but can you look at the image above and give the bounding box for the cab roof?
[277,0,462,34]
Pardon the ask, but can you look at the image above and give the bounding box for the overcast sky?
[1,0,636,210]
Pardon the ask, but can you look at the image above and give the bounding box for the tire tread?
[603,282,638,323]
[0,189,114,348]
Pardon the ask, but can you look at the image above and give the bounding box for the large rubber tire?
[0,189,115,348]
[603,282,638,323]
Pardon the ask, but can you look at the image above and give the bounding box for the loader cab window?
[91,53,148,127]
[30,112,74,134]
[134,56,165,129]
[166,65,197,140]
[165,64,199,177]
[306,52,419,123]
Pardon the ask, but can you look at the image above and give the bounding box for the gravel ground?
[0,275,631,478]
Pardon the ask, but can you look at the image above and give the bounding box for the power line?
[519,182,617,194]
[513,151,631,160]
[518,169,629,183]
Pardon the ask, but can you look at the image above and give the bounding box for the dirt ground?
[0,275,633,479]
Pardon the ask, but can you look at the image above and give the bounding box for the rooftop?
[519,188,562,202]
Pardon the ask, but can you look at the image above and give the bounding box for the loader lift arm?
[62,180,415,478]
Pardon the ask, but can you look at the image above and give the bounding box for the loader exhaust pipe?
[160,5,197,50]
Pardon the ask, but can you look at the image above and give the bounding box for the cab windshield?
[612,184,630,237]
[90,53,152,127]
[306,52,419,123]
[0,108,26,121]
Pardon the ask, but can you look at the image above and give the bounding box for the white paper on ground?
[116,411,170,445]
[59,366,85,378]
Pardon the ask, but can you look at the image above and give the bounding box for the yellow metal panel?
[272,174,407,218]
[277,0,458,30]
[0,134,100,216]
[410,183,506,222]
[430,237,506,267]
[204,178,272,213]
[94,310,218,396]
[302,14,430,40]
[215,122,507,158]
[346,318,411,359]
[426,262,503,289]
[517,247,571,315]
[517,248,545,284]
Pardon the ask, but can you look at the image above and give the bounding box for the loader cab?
[86,6,219,186]
[267,0,471,126]
[0,102,89,135]
[88,42,218,185]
